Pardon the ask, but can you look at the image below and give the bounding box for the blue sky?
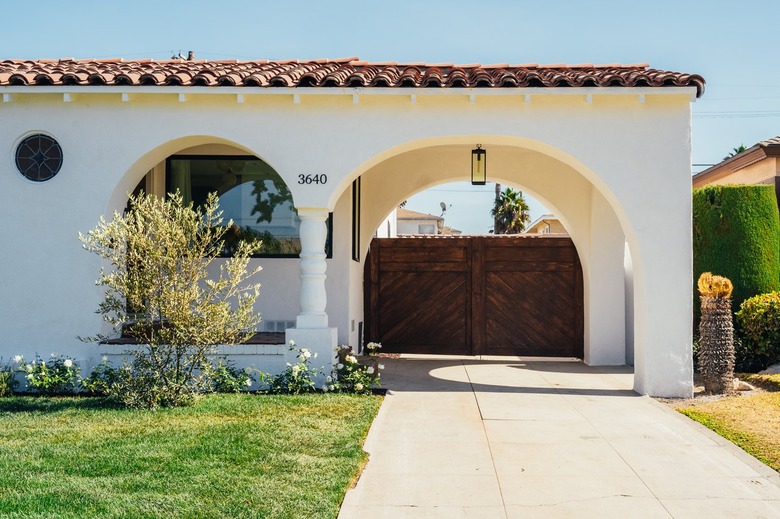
[5,0,780,233]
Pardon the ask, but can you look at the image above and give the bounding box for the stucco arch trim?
[108,135,286,215]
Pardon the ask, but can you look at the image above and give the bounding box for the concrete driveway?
[339,356,780,518]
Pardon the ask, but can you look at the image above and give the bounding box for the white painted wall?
[624,241,635,366]
[375,209,397,238]
[397,217,439,235]
[0,87,695,396]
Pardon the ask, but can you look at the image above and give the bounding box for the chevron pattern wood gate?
[365,235,583,357]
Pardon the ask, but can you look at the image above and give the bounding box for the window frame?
[165,154,332,259]
[351,177,361,262]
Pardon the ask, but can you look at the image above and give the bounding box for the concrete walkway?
[339,356,780,518]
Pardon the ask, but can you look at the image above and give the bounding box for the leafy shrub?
[364,341,382,356]
[329,348,382,394]
[83,357,254,404]
[0,361,18,397]
[733,333,765,373]
[736,292,780,371]
[203,359,254,393]
[110,356,200,409]
[258,343,383,396]
[261,341,321,395]
[693,185,780,327]
[81,358,120,396]
[80,191,263,408]
[15,354,80,395]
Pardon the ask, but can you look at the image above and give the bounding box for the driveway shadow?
[381,356,638,397]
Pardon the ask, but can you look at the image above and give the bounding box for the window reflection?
[167,156,301,256]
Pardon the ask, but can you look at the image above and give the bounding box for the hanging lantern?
[471,145,486,185]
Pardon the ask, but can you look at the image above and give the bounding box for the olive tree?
[80,191,262,407]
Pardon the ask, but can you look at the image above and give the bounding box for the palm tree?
[491,187,531,234]
[723,144,747,161]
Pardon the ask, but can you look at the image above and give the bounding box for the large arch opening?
[109,139,312,344]
[328,139,631,371]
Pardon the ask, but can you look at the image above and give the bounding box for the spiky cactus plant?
[697,272,735,394]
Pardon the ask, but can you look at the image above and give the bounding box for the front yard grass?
[0,393,382,518]
[676,374,780,471]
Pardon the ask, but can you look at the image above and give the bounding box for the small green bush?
[203,358,254,393]
[736,292,780,370]
[332,352,381,395]
[693,185,780,326]
[81,358,120,396]
[16,354,80,395]
[262,341,321,395]
[80,191,263,409]
[0,362,17,397]
[110,356,199,409]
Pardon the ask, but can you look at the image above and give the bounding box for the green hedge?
[693,185,780,326]
[736,292,780,370]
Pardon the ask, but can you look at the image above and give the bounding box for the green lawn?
[0,393,382,518]
[677,374,780,472]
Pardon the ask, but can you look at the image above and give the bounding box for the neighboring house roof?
[396,208,442,221]
[692,136,780,187]
[0,58,705,95]
[523,214,568,235]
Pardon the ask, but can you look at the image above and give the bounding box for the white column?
[285,207,337,384]
[296,208,329,328]
[584,190,626,365]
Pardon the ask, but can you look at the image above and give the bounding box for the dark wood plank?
[364,235,584,358]
[471,236,485,356]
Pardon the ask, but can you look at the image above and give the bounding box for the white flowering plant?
[365,342,382,356]
[329,349,381,395]
[203,358,255,393]
[15,354,80,395]
[261,341,321,395]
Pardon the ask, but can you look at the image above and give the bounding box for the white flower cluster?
[297,348,318,361]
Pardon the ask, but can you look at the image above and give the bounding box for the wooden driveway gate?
[365,235,583,357]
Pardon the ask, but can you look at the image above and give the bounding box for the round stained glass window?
[15,134,63,182]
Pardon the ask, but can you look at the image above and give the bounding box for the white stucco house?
[523,214,568,235]
[0,57,704,397]
[396,207,443,235]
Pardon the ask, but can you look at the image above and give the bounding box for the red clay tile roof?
[0,58,705,96]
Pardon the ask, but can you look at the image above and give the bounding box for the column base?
[285,327,338,385]
[296,314,329,329]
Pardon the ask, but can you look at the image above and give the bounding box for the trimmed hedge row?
[737,292,780,370]
[692,185,780,327]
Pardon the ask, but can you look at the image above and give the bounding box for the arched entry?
[365,234,583,357]
[109,139,308,353]
[328,138,630,370]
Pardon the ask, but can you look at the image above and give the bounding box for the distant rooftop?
[693,136,780,185]
[397,208,442,221]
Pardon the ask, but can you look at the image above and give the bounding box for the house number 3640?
[298,174,328,185]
